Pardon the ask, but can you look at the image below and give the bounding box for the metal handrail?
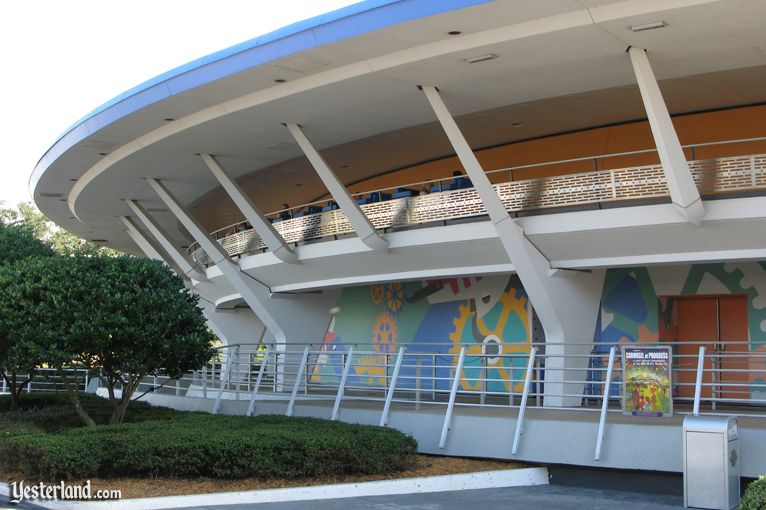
[136,339,766,423]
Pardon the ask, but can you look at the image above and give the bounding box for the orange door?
[675,298,717,400]
[718,296,749,401]
[673,295,749,402]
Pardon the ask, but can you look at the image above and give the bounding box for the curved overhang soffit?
[63,0,720,222]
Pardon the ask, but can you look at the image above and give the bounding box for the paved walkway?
[175,485,683,510]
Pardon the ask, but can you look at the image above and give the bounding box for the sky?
[0,0,360,209]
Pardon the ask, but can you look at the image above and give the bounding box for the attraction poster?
[622,346,673,417]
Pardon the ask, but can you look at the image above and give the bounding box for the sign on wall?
[622,346,673,417]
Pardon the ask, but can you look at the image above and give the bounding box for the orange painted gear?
[373,311,398,353]
[370,284,385,304]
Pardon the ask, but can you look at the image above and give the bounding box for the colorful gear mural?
[448,287,530,393]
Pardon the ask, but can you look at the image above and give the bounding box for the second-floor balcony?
[189,138,766,267]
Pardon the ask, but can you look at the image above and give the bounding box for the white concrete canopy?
[31,0,766,256]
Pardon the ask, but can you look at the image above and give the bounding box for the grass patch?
[0,393,417,481]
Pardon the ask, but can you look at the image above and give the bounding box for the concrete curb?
[0,467,549,509]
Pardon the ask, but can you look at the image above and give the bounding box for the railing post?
[511,347,537,455]
[286,346,310,417]
[331,347,354,421]
[480,356,486,406]
[432,353,437,401]
[246,346,271,417]
[415,355,421,410]
[751,155,757,187]
[594,346,616,461]
[438,347,466,449]
[213,345,239,415]
[202,364,208,399]
[693,345,706,416]
[380,347,405,427]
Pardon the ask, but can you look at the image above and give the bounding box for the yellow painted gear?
[448,290,531,393]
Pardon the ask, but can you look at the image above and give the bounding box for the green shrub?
[0,413,417,480]
[740,476,766,510]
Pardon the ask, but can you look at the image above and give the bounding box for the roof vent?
[630,21,667,32]
[39,192,63,198]
[465,53,498,64]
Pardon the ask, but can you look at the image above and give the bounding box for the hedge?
[0,413,418,480]
[740,476,766,510]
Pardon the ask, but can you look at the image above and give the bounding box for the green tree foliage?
[15,202,113,256]
[0,222,56,407]
[740,476,766,510]
[0,255,214,425]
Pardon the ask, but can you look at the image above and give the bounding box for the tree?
[0,255,214,425]
[0,222,56,408]
[15,202,113,256]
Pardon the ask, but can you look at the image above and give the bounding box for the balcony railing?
[189,137,766,266]
[132,340,766,455]
[0,368,90,394]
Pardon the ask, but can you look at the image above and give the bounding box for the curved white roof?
[32,0,766,253]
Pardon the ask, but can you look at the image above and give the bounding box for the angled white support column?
[629,47,705,225]
[145,178,287,342]
[125,201,207,282]
[200,153,297,263]
[421,86,604,407]
[285,123,387,251]
[120,215,167,263]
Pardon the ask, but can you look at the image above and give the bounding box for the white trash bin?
[683,415,740,509]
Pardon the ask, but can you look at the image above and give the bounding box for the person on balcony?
[280,203,292,220]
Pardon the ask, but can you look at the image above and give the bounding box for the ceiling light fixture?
[465,53,498,64]
[275,78,287,83]
[629,20,667,32]
[509,122,524,128]
[447,30,462,36]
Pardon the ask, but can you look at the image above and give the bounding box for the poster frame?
[621,344,673,418]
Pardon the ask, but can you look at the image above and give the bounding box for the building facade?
[33,0,766,476]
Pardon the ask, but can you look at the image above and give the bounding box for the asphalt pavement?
[171,484,683,510]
